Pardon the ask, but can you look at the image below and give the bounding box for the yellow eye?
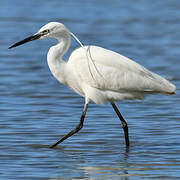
[42,29,49,34]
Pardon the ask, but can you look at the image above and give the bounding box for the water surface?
[1,0,180,179]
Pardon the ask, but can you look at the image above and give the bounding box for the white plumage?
[9,22,176,148]
[66,45,175,104]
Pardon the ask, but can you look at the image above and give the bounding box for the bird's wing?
[67,45,175,94]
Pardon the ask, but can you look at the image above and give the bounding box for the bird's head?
[9,22,70,49]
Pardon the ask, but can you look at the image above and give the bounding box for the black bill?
[9,33,42,49]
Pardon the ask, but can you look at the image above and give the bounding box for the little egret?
[9,22,176,148]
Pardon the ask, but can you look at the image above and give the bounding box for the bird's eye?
[42,29,49,34]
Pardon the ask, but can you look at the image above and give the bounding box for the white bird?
[9,22,176,148]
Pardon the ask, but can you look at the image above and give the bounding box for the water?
[1,0,180,179]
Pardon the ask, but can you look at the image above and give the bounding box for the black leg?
[50,103,88,148]
[111,102,130,147]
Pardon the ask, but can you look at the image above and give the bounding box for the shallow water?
[1,0,180,179]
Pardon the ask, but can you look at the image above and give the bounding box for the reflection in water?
[75,148,131,179]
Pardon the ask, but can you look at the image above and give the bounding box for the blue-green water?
[1,0,180,179]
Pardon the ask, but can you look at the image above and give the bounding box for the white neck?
[47,32,71,84]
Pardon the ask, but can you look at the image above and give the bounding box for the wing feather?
[67,45,175,95]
